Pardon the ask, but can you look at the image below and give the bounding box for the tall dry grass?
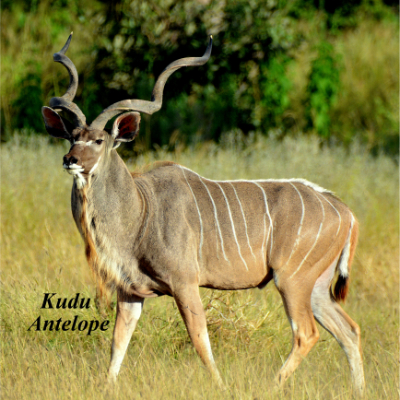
[1,134,398,399]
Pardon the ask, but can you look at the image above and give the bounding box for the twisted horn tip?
[58,33,73,56]
[203,35,213,59]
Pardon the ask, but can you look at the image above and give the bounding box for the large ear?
[41,107,71,140]
[112,112,141,142]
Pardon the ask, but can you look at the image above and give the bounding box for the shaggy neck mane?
[78,186,109,298]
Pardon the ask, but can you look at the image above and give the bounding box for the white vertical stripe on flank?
[261,214,271,264]
[229,183,256,260]
[253,182,273,255]
[217,183,248,271]
[338,213,355,278]
[317,192,342,236]
[198,177,229,262]
[261,214,266,261]
[290,190,325,279]
[180,166,204,259]
[282,183,306,269]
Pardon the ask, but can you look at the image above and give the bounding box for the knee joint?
[294,328,319,349]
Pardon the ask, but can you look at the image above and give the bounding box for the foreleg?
[107,291,144,383]
[173,284,224,388]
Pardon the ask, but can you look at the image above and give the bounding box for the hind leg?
[311,264,365,397]
[275,280,320,386]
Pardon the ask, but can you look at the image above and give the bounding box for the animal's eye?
[96,139,103,145]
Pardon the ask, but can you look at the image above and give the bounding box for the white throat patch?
[74,172,87,189]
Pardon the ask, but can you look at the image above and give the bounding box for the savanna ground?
[1,134,398,399]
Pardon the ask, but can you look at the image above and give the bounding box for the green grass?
[1,134,398,399]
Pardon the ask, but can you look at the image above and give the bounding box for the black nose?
[63,154,78,165]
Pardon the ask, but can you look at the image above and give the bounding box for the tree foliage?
[1,0,398,155]
[305,42,341,138]
[86,0,299,147]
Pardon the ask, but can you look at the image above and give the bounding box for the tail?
[333,214,359,302]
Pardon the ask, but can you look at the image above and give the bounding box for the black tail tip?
[333,275,349,302]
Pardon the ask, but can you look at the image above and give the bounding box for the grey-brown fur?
[86,160,348,293]
[41,34,365,397]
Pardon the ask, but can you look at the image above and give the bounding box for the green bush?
[259,56,292,129]
[84,0,298,147]
[305,41,341,138]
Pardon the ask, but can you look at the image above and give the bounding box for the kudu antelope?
[42,34,365,396]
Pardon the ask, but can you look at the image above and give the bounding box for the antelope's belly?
[198,255,270,290]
